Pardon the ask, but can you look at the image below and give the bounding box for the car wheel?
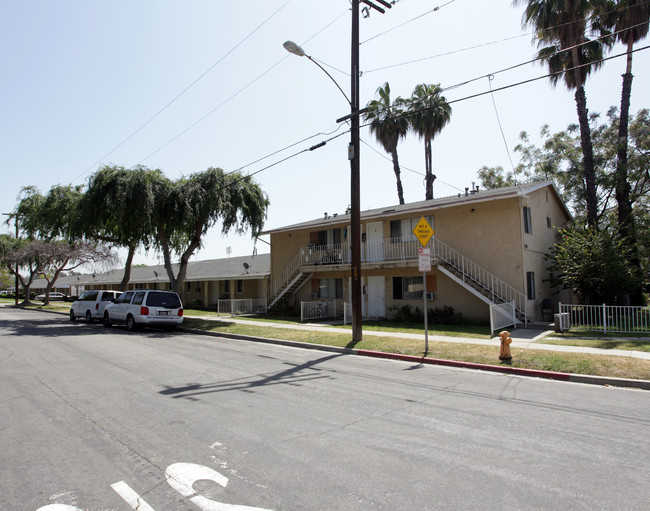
[69,309,76,322]
[103,312,112,328]
[85,310,93,324]
[126,315,137,332]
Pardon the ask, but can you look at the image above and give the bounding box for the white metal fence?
[301,300,338,322]
[217,299,267,316]
[559,303,650,334]
[343,301,381,325]
[490,301,520,336]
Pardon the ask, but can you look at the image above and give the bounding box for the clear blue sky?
[2,0,648,267]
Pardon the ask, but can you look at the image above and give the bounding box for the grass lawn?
[542,334,650,352]
[183,318,650,381]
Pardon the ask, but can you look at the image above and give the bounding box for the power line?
[360,0,456,45]
[71,1,293,183]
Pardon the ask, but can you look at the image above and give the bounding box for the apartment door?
[365,221,384,262]
[366,276,385,318]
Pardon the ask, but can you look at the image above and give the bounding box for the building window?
[186,282,192,292]
[526,272,536,300]
[393,276,425,300]
[390,216,434,242]
[523,207,532,234]
[547,216,552,229]
[224,280,230,293]
[319,278,343,299]
[236,279,244,294]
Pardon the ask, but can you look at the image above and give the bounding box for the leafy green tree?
[0,266,13,291]
[15,184,84,241]
[477,165,519,189]
[407,83,452,200]
[155,168,269,295]
[547,227,640,304]
[364,83,410,205]
[80,165,167,290]
[485,108,649,303]
[513,0,610,228]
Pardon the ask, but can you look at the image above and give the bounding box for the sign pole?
[413,217,434,357]
[423,267,428,354]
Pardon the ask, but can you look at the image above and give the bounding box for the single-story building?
[32,254,270,308]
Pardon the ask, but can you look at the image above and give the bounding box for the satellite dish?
[242,262,250,274]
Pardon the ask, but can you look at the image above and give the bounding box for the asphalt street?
[1,307,649,510]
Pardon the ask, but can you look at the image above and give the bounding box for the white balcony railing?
[296,236,527,316]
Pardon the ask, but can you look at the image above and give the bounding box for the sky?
[1,0,648,269]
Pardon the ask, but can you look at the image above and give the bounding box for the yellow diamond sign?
[413,217,434,247]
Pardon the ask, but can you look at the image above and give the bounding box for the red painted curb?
[356,350,573,381]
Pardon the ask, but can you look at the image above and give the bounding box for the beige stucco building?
[262,181,572,323]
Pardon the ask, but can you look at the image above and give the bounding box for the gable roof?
[32,254,270,289]
[261,180,571,235]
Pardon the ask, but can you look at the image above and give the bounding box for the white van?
[70,290,122,323]
[103,289,183,331]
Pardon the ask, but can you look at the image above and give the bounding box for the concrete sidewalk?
[186,315,650,361]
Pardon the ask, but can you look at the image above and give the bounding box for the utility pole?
[349,0,392,343]
[1,213,19,306]
[350,0,362,343]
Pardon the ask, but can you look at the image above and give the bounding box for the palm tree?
[364,83,410,205]
[514,0,609,229]
[595,0,649,304]
[596,1,649,233]
[407,83,452,200]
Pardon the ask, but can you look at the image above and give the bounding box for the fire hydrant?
[499,330,512,360]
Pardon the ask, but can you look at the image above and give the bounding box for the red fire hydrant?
[499,330,513,360]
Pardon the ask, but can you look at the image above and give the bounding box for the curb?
[180,328,650,391]
[6,308,649,391]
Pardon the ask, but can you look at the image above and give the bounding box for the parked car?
[103,289,184,331]
[70,290,123,323]
[36,292,68,301]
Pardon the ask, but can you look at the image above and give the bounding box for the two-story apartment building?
[262,181,572,323]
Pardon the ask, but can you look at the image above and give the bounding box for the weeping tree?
[80,165,166,291]
[364,83,410,205]
[155,167,269,295]
[12,184,115,303]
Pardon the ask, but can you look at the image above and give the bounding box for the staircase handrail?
[267,251,303,303]
[432,238,527,316]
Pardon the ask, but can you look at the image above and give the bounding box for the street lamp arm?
[305,55,352,106]
[283,40,351,106]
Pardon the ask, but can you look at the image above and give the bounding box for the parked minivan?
[103,289,183,331]
[70,290,122,323]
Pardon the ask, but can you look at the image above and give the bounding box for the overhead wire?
[137,8,350,165]
[70,1,294,184]
[360,0,456,45]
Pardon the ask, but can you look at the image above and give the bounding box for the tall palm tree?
[596,1,649,233]
[595,0,649,304]
[514,0,608,229]
[407,83,452,200]
[364,83,410,205]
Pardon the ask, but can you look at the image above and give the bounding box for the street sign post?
[413,217,434,354]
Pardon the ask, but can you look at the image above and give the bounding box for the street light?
[282,41,351,105]
[283,33,363,343]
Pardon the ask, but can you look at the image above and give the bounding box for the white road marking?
[111,480,157,511]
